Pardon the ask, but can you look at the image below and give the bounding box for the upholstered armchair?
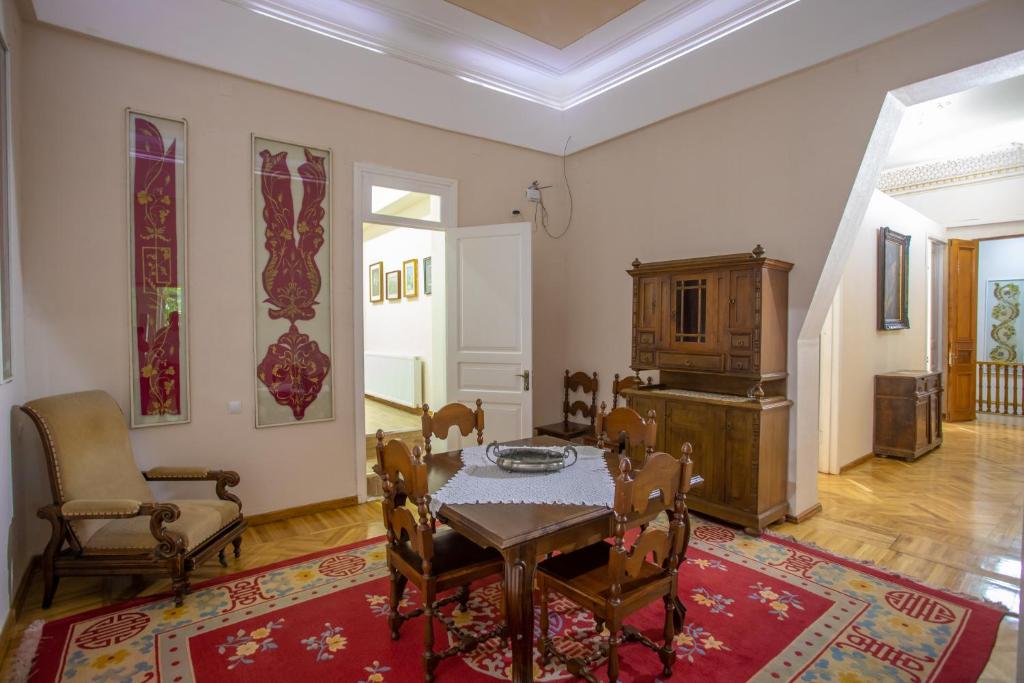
[20,390,246,608]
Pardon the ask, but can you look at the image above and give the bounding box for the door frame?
[353,163,457,502]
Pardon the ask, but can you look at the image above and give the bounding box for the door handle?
[515,370,530,391]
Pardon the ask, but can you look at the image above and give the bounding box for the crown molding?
[879,144,1024,195]
[223,0,800,110]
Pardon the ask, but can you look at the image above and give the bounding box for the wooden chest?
[873,371,943,461]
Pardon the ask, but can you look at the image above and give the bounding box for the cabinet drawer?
[657,352,724,372]
[730,333,752,350]
[729,355,751,372]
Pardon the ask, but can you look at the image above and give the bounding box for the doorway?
[352,165,535,500]
[354,164,455,499]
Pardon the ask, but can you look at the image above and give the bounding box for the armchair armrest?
[143,468,242,510]
[60,499,144,519]
[143,466,211,480]
[43,501,186,559]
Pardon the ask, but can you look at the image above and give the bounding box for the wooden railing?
[976,361,1023,416]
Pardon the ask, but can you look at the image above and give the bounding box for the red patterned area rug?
[30,518,1005,682]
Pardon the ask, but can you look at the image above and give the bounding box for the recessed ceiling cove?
[31,0,990,153]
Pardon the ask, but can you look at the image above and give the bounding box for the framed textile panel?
[877,226,910,330]
[385,270,401,300]
[985,279,1022,362]
[252,136,334,427]
[403,258,418,298]
[369,261,383,303]
[127,110,190,427]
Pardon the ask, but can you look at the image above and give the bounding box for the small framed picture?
[368,261,383,303]
[423,256,432,295]
[403,258,419,298]
[385,270,402,301]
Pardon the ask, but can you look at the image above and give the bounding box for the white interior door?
[446,222,532,447]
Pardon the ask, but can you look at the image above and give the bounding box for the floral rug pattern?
[30,518,1005,682]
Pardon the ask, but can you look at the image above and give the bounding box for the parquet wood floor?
[776,414,1021,682]
[364,396,420,436]
[1,415,1018,680]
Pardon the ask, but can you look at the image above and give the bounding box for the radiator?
[364,353,423,409]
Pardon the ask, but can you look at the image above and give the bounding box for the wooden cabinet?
[625,247,794,532]
[874,371,943,461]
[625,390,791,531]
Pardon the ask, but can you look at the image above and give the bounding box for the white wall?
[947,221,1024,240]
[13,22,566,587]
[977,235,1024,362]
[0,0,25,617]
[362,226,444,406]
[833,191,944,469]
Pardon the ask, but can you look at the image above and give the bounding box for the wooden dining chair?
[375,433,504,682]
[537,444,695,682]
[421,399,485,455]
[535,370,599,439]
[611,372,653,409]
[595,402,657,465]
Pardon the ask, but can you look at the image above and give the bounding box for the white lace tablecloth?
[429,444,614,514]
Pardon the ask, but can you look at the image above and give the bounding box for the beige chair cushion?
[82,500,240,554]
[24,391,157,547]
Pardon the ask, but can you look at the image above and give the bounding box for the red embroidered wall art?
[253,138,333,426]
[128,111,189,427]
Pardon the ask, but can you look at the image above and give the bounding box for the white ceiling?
[885,73,1024,169]
[882,74,1024,227]
[32,0,988,154]
[894,175,1024,228]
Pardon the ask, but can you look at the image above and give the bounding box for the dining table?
[424,435,670,683]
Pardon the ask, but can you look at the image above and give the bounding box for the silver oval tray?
[484,442,578,473]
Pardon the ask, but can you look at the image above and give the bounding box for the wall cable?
[532,136,574,239]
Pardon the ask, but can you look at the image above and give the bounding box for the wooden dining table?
[424,435,668,683]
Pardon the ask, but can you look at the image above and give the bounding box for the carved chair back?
[421,400,485,455]
[562,370,599,426]
[611,372,651,409]
[596,403,657,457]
[20,390,156,550]
[376,435,435,570]
[608,444,695,593]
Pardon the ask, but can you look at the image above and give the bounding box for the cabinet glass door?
[671,273,717,349]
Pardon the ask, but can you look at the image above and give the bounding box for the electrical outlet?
[525,187,541,202]
[227,401,242,414]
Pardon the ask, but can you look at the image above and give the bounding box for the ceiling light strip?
[246,3,385,54]
[561,0,803,109]
[237,0,802,110]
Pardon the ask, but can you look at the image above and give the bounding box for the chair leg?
[38,506,64,609]
[607,623,621,683]
[172,572,190,607]
[218,548,228,567]
[423,585,438,683]
[538,581,550,663]
[41,570,59,610]
[660,595,677,678]
[456,584,470,613]
[388,568,407,641]
[232,536,243,559]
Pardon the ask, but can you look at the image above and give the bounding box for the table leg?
[503,544,538,683]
